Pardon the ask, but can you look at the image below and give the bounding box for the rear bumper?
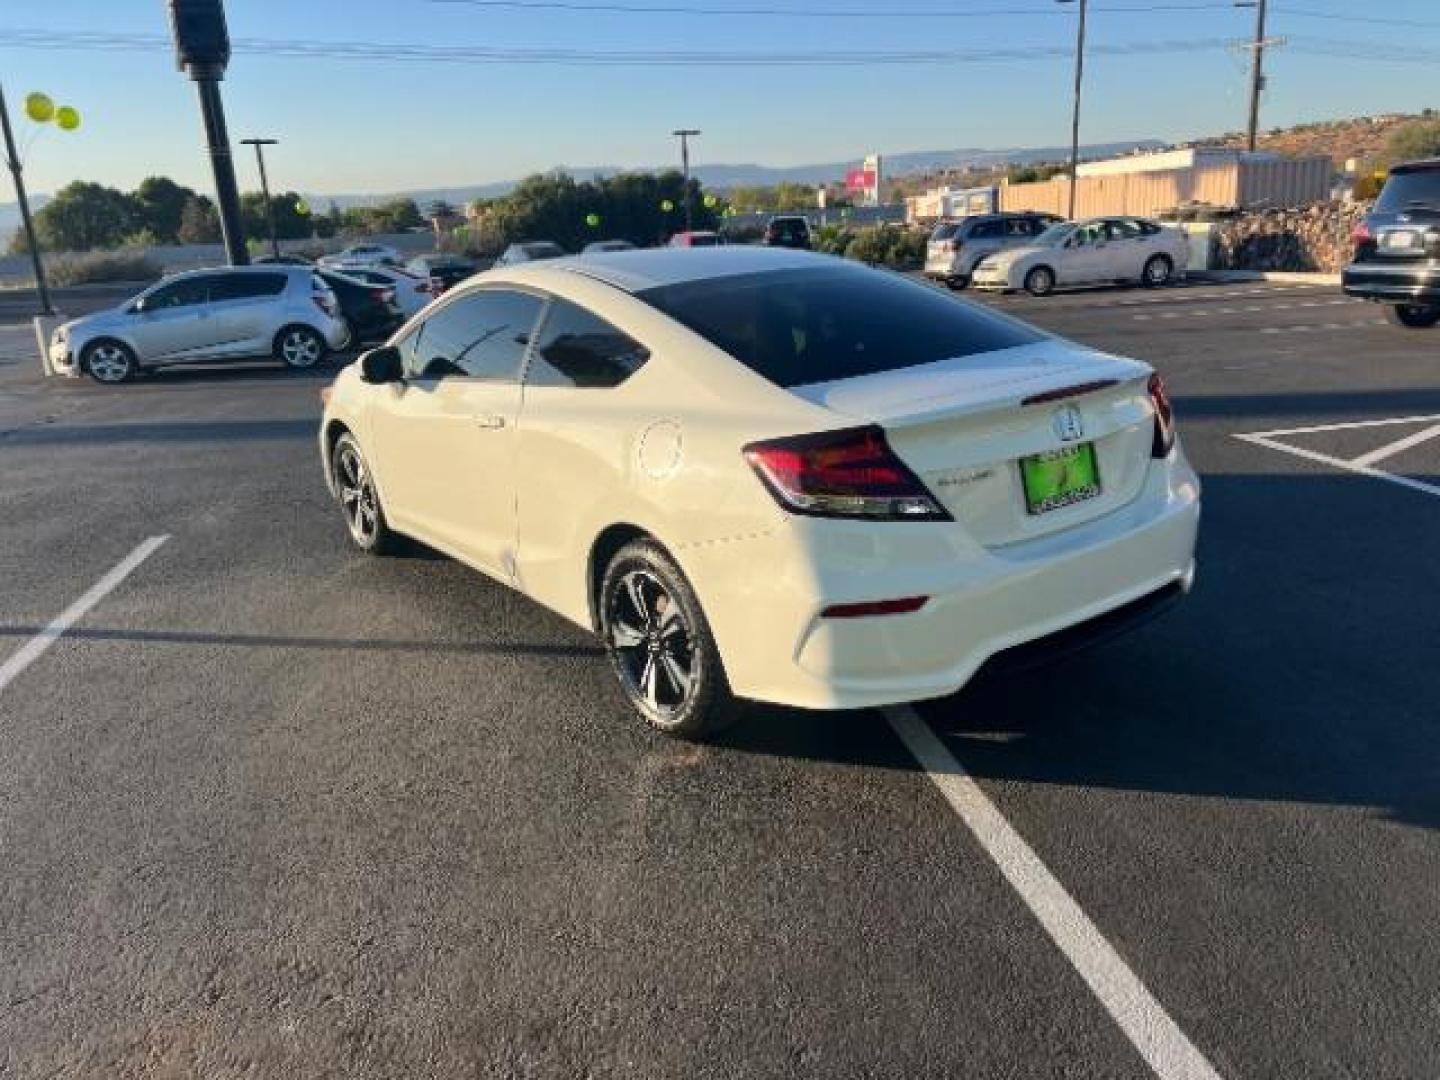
[1342,263,1440,304]
[687,449,1200,710]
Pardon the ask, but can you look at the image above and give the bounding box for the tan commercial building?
[999,149,1332,219]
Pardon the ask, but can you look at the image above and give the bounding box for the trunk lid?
[788,343,1156,546]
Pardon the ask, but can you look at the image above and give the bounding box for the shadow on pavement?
[717,472,1440,831]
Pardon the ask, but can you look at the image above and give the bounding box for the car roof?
[500,246,835,294]
[161,264,307,283]
[1393,158,1440,173]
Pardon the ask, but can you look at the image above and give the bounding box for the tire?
[1023,266,1056,297]
[81,339,138,384]
[274,324,328,370]
[1387,303,1440,329]
[599,539,741,740]
[1142,254,1174,288]
[946,275,970,291]
[330,433,397,555]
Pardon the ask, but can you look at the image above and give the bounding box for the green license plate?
[1020,443,1101,515]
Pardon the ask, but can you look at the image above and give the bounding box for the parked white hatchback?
[320,248,1199,738]
[51,266,350,383]
[971,216,1190,296]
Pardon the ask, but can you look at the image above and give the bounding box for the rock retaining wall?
[1211,201,1369,274]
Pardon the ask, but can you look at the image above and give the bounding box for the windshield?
[1375,169,1440,214]
[1034,223,1075,247]
[637,264,1042,389]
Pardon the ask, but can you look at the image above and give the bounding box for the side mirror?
[360,345,403,384]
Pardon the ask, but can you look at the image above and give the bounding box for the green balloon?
[585,212,601,228]
[703,193,718,209]
[54,105,80,132]
[661,199,675,213]
[295,198,311,216]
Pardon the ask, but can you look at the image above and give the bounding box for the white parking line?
[0,536,170,696]
[1235,415,1440,500]
[884,705,1225,1080]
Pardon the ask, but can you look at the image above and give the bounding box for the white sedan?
[971,217,1190,296]
[320,248,1199,738]
[319,243,403,269]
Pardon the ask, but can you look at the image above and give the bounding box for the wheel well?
[1147,253,1173,267]
[587,523,652,630]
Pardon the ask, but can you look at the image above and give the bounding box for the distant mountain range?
[0,138,1162,235]
[311,139,1164,210]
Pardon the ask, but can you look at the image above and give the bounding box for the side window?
[211,272,287,301]
[1108,220,1143,241]
[1004,218,1032,238]
[968,220,1003,240]
[410,289,544,381]
[144,277,210,309]
[527,298,650,389]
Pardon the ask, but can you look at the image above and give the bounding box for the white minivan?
[49,266,350,384]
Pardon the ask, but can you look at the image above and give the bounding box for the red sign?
[845,168,877,192]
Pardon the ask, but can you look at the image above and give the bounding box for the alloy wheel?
[87,343,133,382]
[282,329,323,368]
[607,569,695,715]
[334,442,379,545]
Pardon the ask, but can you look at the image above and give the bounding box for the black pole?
[1245,0,1268,153]
[673,128,699,234]
[0,83,56,317]
[244,138,279,260]
[193,74,247,265]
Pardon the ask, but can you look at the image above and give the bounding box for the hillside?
[1197,112,1431,166]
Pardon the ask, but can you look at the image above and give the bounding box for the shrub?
[842,225,927,271]
[46,249,164,287]
[813,223,856,257]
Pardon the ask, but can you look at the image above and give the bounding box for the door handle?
[475,414,506,430]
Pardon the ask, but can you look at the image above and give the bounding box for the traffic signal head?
[168,0,231,77]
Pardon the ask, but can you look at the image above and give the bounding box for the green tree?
[31,181,138,252]
[133,176,198,243]
[1385,120,1440,165]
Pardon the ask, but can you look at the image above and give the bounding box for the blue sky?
[2,0,1437,198]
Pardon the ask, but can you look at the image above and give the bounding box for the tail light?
[743,425,950,521]
[1148,373,1176,458]
[1351,220,1373,249]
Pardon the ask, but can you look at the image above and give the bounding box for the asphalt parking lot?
[1,277,1437,1078]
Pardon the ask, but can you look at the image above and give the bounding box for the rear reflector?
[821,596,929,619]
[1148,372,1176,457]
[1022,379,1119,407]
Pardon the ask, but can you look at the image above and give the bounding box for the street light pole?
[0,83,55,317]
[672,129,700,233]
[242,137,280,260]
[1057,0,1088,221]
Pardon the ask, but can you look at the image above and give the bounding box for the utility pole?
[1236,0,1283,153]
[169,0,248,265]
[0,83,54,317]
[241,137,280,260]
[672,129,700,233]
[1057,0,1088,220]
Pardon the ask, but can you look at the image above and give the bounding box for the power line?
[1273,5,1440,31]
[424,0,1235,15]
[0,28,1243,66]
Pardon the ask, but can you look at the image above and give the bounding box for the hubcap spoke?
[624,575,652,629]
[611,620,645,649]
[640,654,660,706]
[659,653,691,697]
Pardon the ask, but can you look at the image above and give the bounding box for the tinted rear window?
[637,265,1043,389]
[1375,168,1440,214]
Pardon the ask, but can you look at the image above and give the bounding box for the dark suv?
[763,216,812,250]
[1343,159,1440,328]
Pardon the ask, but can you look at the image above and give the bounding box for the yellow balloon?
[55,106,80,132]
[295,198,311,216]
[704,193,718,209]
[24,92,54,123]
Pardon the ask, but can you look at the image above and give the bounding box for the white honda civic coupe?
[319,247,1199,738]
